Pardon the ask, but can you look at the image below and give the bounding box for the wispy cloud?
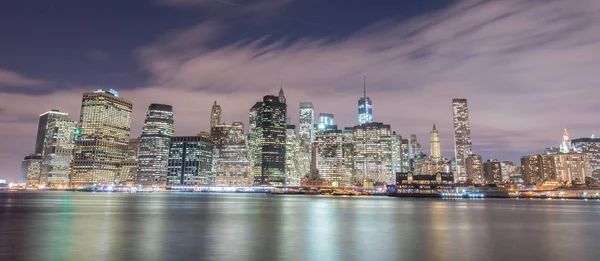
[0,69,45,88]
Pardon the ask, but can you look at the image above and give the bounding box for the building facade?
[20,154,43,187]
[40,119,77,187]
[72,89,133,186]
[34,109,69,155]
[314,129,349,187]
[521,153,592,183]
[465,154,483,183]
[137,104,175,186]
[483,159,503,184]
[284,125,303,186]
[572,136,600,177]
[167,136,215,186]
[210,101,222,129]
[452,98,473,183]
[358,76,373,125]
[216,122,250,186]
[430,124,441,159]
[299,102,315,150]
[353,122,393,185]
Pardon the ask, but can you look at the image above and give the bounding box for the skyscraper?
[216,122,250,186]
[358,75,373,125]
[20,154,42,187]
[34,109,69,155]
[522,153,592,183]
[137,104,174,186]
[391,132,402,175]
[167,136,215,186]
[285,125,302,186]
[572,136,600,177]
[299,102,315,149]
[72,89,133,186]
[119,138,140,183]
[483,159,503,184]
[248,102,263,181]
[430,124,441,159]
[559,128,573,153]
[210,101,222,129]
[40,118,77,187]
[314,128,348,187]
[452,98,473,183]
[353,122,393,185]
[465,154,483,183]
[251,92,287,186]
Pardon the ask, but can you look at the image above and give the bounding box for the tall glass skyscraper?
[452,98,473,182]
[299,102,314,149]
[353,122,393,185]
[72,89,133,186]
[251,92,287,186]
[216,122,250,186]
[358,75,373,125]
[137,104,175,186]
[34,109,69,155]
[572,136,600,177]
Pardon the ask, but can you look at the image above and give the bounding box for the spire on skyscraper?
[363,74,366,99]
[278,77,286,104]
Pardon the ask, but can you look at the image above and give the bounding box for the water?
[1,192,599,261]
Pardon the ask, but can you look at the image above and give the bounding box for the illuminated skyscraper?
[452,98,473,182]
[167,136,215,186]
[430,124,441,159]
[216,122,250,186]
[40,118,77,187]
[465,154,483,183]
[342,127,355,179]
[314,129,349,187]
[137,104,174,186]
[400,139,410,172]
[20,154,42,187]
[119,138,139,183]
[299,102,315,149]
[248,102,262,181]
[285,125,302,186]
[483,159,503,184]
[409,134,422,171]
[559,128,573,153]
[391,132,402,175]
[34,109,69,155]
[251,92,287,186]
[210,101,222,129]
[522,153,592,183]
[572,136,600,177]
[358,75,373,125]
[353,122,393,185]
[72,89,132,186]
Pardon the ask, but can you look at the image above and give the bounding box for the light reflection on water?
[1,192,600,261]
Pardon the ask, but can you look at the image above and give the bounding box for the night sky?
[1,0,600,181]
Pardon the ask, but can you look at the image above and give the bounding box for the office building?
[216,122,250,186]
[314,129,349,187]
[483,159,503,184]
[452,98,473,182]
[137,104,174,186]
[465,154,483,183]
[211,124,231,149]
[299,102,315,149]
[521,153,592,183]
[358,75,373,125]
[167,136,215,186]
[72,89,132,186]
[210,101,222,129]
[391,132,402,175]
[342,127,355,180]
[248,102,262,181]
[119,138,140,183]
[20,154,42,187]
[34,110,69,155]
[430,124,441,159]
[40,119,77,187]
[559,129,574,153]
[400,139,409,172]
[284,125,303,186]
[353,122,393,185]
[251,91,287,186]
[572,136,600,177]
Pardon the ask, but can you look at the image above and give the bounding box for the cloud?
[3,0,600,181]
[0,69,45,88]
[156,0,294,14]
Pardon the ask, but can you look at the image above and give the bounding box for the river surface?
[1,192,599,261]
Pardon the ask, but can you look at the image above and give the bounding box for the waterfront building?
[298,102,315,149]
[452,98,473,182]
[465,154,483,183]
[572,136,600,177]
[521,153,592,183]
[353,122,393,185]
[119,138,140,183]
[210,101,222,129]
[284,125,303,186]
[396,172,454,186]
[34,110,69,155]
[20,154,42,187]
[251,91,287,186]
[248,102,262,182]
[483,159,503,184]
[358,75,373,125]
[391,132,402,175]
[342,127,355,180]
[430,124,441,159]
[314,128,349,187]
[137,104,174,186]
[501,161,518,183]
[400,139,409,172]
[216,122,250,186]
[40,118,77,187]
[167,136,215,186]
[72,89,132,186]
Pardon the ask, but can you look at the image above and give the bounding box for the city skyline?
[2,0,600,181]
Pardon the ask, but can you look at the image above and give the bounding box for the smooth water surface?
[1,192,599,261]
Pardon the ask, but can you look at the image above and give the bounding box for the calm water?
[1,192,600,261]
